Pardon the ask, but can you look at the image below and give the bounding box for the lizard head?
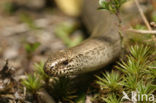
[44,49,75,77]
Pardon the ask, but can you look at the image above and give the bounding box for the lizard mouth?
[44,65,64,77]
[43,64,55,77]
[44,69,58,77]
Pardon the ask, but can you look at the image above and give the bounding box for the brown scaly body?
[44,0,121,77]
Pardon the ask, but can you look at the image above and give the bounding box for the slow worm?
[44,0,121,77]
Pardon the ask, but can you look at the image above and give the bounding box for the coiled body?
[44,0,121,77]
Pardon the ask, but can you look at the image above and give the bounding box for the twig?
[148,66,156,69]
[134,0,156,44]
[134,0,152,30]
[127,29,156,34]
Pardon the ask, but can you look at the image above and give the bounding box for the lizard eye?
[62,60,68,65]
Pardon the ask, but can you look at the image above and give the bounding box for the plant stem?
[127,29,156,35]
[134,0,152,31]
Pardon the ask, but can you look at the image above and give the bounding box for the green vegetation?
[96,45,156,102]
[24,42,40,54]
[20,13,40,30]
[96,71,123,94]
[21,73,43,94]
[21,62,45,94]
[102,94,121,103]
[99,0,127,14]
[34,61,49,80]
[3,2,17,14]
[55,22,83,47]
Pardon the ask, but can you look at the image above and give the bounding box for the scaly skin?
[44,0,121,77]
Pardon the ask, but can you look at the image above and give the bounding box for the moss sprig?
[21,73,43,94]
[96,71,124,94]
[96,44,156,102]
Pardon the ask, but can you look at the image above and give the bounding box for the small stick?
[134,0,152,30]
[127,29,156,35]
[134,0,156,44]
